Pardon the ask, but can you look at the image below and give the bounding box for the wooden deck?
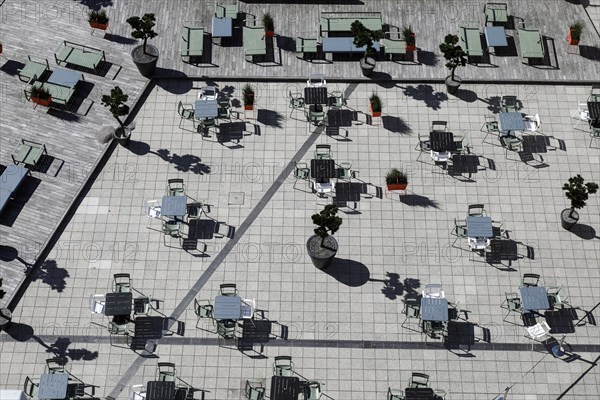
[0,0,598,307]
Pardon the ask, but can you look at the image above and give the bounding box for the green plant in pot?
[88,9,109,30]
[385,168,408,191]
[561,175,598,230]
[403,26,416,52]
[30,85,52,106]
[126,13,159,77]
[101,86,131,147]
[242,84,255,110]
[369,92,383,117]
[439,34,467,95]
[262,13,275,37]
[568,21,584,45]
[306,204,342,269]
[0,278,12,331]
[351,20,383,77]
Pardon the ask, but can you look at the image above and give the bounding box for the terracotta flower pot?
[387,183,407,191]
[265,31,275,37]
[90,21,109,30]
[369,103,381,117]
[567,29,579,45]
[244,104,254,110]
[32,97,52,107]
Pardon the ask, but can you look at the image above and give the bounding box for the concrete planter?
[131,44,159,78]
[306,235,338,269]
[560,208,578,230]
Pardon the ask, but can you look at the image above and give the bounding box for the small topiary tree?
[101,87,130,135]
[562,175,598,219]
[439,34,467,81]
[312,204,342,248]
[351,20,383,62]
[126,13,157,54]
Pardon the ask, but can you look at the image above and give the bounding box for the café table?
[161,196,187,219]
[214,295,242,320]
[451,154,480,175]
[134,316,164,340]
[420,297,448,321]
[304,87,328,105]
[271,376,300,400]
[310,159,336,180]
[195,98,218,119]
[335,182,362,202]
[146,381,175,400]
[484,26,508,48]
[212,16,232,38]
[405,387,434,400]
[466,216,493,238]
[104,292,132,316]
[47,68,82,89]
[39,373,68,399]
[498,112,525,136]
[587,99,600,122]
[520,286,550,312]
[429,131,454,152]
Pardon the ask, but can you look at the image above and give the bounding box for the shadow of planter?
[323,258,370,287]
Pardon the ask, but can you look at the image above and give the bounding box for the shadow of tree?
[257,109,284,128]
[76,0,113,10]
[480,95,501,114]
[32,260,69,293]
[399,194,440,208]
[46,337,99,361]
[153,149,212,175]
[416,50,439,66]
[373,273,421,300]
[401,85,448,110]
[323,258,370,287]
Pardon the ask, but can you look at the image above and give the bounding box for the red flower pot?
[32,97,52,107]
[265,31,275,37]
[387,183,407,191]
[369,103,381,117]
[567,29,579,45]
[244,104,254,110]
[90,21,109,30]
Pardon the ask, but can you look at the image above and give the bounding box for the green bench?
[459,26,483,61]
[320,12,382,35]
[296,37,318,59]
[484,3,509,26]
[243,26,266,60]
[518,28,545,63]
[382,37,406,61]
[54,41,105,72]
[181,26,204,62]
[11,139,47,167]
[215,2,238,19]
[26,81,76,106]
[18,56,50,83]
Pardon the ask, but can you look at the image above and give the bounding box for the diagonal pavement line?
[107,82,361,397]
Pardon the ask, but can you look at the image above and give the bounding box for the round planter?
[131,44,159,78]
[0,308,12,331]
[306,235,338,270]
[561,208,579,230]
[114,127,131,147]
[445,75,462,95]
[359,56,376,77]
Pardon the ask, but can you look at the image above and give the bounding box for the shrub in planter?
[306,204,342,269]
[351,20,383,77]
[30,85,52,106]
[242,84,255,110]
[263,13,275,37]
[568,21,584,45]
[403,26,416,52]
[385,168,408,191]
[101,86,131,146]
[439,34,467,95]
[561,175,598,230]
[88,9,109,30]
[369,92,383,117]
[126,13,159,77]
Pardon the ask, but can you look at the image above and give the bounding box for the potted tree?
[439,34,467,95]
[306,204,342,269]
[568,21,584,46]
[561,175,598,230]
[351,20,383,77]
[0,278,11,331]
[30,86,52,107]
[88,9,109,30]
[385,168,408,191]
[369,92,383,117]
[101,86,131,147]
[263,13,275,37]
[403,26,416,52]
[126,13,159,78]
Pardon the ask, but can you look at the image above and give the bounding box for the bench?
[296,37,318,59]
[518,28,545,62]
[320,12,382,35]
[54,41,105,72]
[484,3,509,26]
[11,139,47,167]
[215,2,238,19]
[459,26,483,61]
[243,26,266,60]
[181,26,204,61]
[0,165,30,215]
[18,56,50,83]
[382,37,406,60]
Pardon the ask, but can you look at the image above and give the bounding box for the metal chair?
[422,284,444,298]
[523,113,541,133]
[187,202,206,221]
[112,273,131,293]
[415,134,431,162]
[217,99,232,121]
[314,144,332,159]
[217,319,237,339]
[590,125,600,148]
[387,387,405,400]
[307,73,326,87]
[501,95,518,112]
[433,388,447,399]
[45,357,65,374]
[220,283,238,296]
[431,120,447,132]
[328,91,345,109]
[482,115,499,142]
[289,91,305,117]
[525,321,551,349]
[241,298,256,319]
[23,377,39,398]
[500,135,523,158]
[273,355,294,376]
[409,372,430,388]
[156,362,176,382]
[307,105,325,126]
[451,218,468,248]
[571,103,590,131]
[167,178,186,196]
[162,220,183,247]
[547,286,569,308]
[199,85,217,100]
[108,320,130,345]
[304,381,323,400]
[144,199,162,230]
[134,296,152,316]
[401,298,421,329]
[128,384,146,400]
[89,294,106,314]
[521,273,540,287]
[468,204,486,217]
[338,162,355,180]
[245,380,265,400]
[501,292,522,323]
[177,101,196,130]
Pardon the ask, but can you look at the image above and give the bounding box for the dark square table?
[335,182,362,202]
[429,131,454,152]
[161,196,187,219]
[47,68,81,88]
[104,292,132,316]
[304,87,328,105]
[451,154,480,174]
[212,16,232,37]
[484,26,508,47]
[39,373,68,399]
[498,112,525,136]
[271,376,300,400]
[466,216,493,238]
[520,286,550,312]
[134,316,164,339]
[194,98,218,119]
[405,387,434,400]
[241,318,272,341]
[146,381,175,400]
[587,101,600,120]
[214,295,241,320]
[310,159,336,180]
[421,297,448,321]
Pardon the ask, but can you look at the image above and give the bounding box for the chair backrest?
[431,120,447,132]
[245,380,265,400]
[307,73,326,87]
[387,387,404,400]
[294,162,309,179]
[422,284,444,298]
[502,95,517,107]
[454,218,467,237]
[128,384,146,400]
[305,382,322,400]
[194,299,213,318]
[468,204,485,217]
[46,357,65,373]
[403,298,420,318]
[167,178,185,195]
[315,144,331,155]
[201,85,217,99]
[163,220,182,237]
[522,273,540,287]
[505,292,521,310]
[134,297,151,316]
[217,320,236,339]
[273,356,294,376]
[485,115,499,131]
[113,273,131,293]
[220,283,238,296]
[410,372,429,388]
[157,362,176,382]
[108,321,129,335]
[89,294,106,314]
[23,377,38,398]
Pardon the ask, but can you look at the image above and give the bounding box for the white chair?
[523,113,541,132]
[128,385,146,400]
[571,103,590,131]
[307,73,326,87]
[314,181,333,196]
[430,150,449,162]
[198,85,217,100]
[89,294,106,314]
[241,298,256,319]
[422,284,445,298]
[144,200,162,230]
[525,321,551,349]
[468,237,490,250]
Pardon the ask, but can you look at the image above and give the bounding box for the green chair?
[501,292,522,323]
[112,273,131,293]
[401,298,421,329]
[482,115,499,144]
[451,218,468,248]
[521,273,540,287]
[500,95,518,112]
[328,91,345,109]
[11,139,47,168]
[187,202,206,221]
[45,357,65,374]
[220,283,238,296]
[305,381,323,400]
[178,101,196,131]
[387,387,405,400]
[433,389,447,399]
[293,162,311,191]
[194,298,214,329]
[245,380,265,400]
[18,56,50,83]
[307,105,325,126]
[409,372,430,388]
[500,135,523,157]
[217,319,237,339]
[162,220,182,247]
[314,144,331,159]
[23,376,39,398]
[273,356,294,376]
[134,297,152,316]
[167,178,186,196]
[157,362,176,382]
[338,162,355,180]
[296,37,318,60]
[547,286,569,308]
[468,204,486,217]
[289,91,305,117]
[108,320,129,345]
[484,3,509,26]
